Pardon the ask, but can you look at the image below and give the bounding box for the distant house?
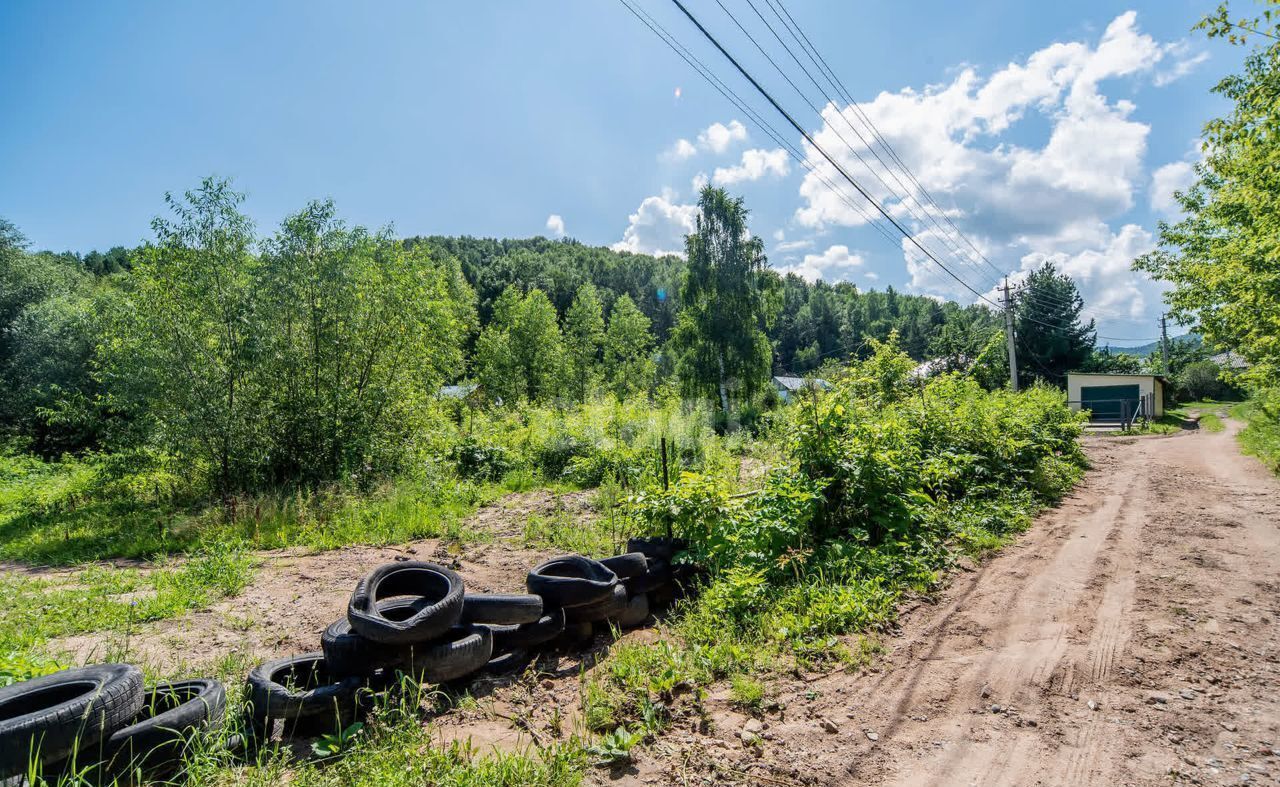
[1210,351,1250,370]
[1066,372,1167,423]
[772,375,831,403]
[438,384,479,400]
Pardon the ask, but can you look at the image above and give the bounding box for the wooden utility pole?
[1003,278,1019,392]
[1160,314,1170,376]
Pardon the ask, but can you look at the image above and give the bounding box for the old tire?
[460,593,544,625]
[626,536,687,562]
[323,598,428,677]
[348,562,465,645]
[622,558,671,595]
[564,584,628,624]
[481,650,533,676]
[246,654,365,737]
[611,593,651,628]
[402,624,493,684]
[598,552,648,580]
[488,608,566,652]
[0,663,143,777]
[553,620,595,650]
[95,679,226,774]
[526,555,617,609]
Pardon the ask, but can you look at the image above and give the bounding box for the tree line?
[1,179,1137,495]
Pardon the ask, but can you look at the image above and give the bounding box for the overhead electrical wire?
[664,0,1003,309]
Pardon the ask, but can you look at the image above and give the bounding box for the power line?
[717,0,1002,294]
[666,0,1002,309]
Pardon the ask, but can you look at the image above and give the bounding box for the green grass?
[522,508,617,558]
[729,674,765,711]
[0,541,255,686]
[1233,396,1280,474]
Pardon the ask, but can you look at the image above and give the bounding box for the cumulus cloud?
[665,138,698,160]
[545,214,565,238]
[1154,41,1209,86]
[775,244,865,283]
[790,10,1185,334]
[712,148,791,186]
[776,238,813,253]
[611,190,697,257]
[698,119,748,153]
[1007,223,1162,322]
[1150,161,1196,215]
[691,171,709,191]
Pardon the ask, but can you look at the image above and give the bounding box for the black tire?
[94,679,226,774]
[526,555,617,609]
[622,558,671,595]
[611,593,650,628]
[401,624,494,684]
[323,598,427,677]
[0,663,143,777]
[480,649,532,676]
[460,593,544,625]
[246,653,365,737]
[348,561,465,645]
[552,620,595,650]
[626,536,687,562]
[564,584,628,624]
[488,608,566,652]
[598,552,648,580]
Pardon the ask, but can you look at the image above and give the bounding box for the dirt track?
[670,420,1280,786]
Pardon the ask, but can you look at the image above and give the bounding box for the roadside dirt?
[40,423,1280,785]
[52,489,594,668]
[619,422,1280,786]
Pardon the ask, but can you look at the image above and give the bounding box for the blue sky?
[0,1,1234,342]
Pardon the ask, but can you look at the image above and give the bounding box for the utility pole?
[1160,313,1170,376]
[1003,278,1019,392]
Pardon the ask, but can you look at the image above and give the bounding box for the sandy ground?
[38,421,1280,785]
[620,420,1280,786]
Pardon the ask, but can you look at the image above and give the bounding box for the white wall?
[1066,374,1164,417]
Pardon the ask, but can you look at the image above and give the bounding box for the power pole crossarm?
[1004,278,1019,392]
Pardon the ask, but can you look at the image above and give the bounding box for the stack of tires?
[246,538,693,743]
[0,664,225,781]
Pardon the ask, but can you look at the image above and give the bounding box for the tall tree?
[672,187,775,417]
[563,283,605,402]
[604,293,655,399]
[474,285,522,404]
[511,289,564,403]
[1014,262,1096,388]
[1135,2,1280,389]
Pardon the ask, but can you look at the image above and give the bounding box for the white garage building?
[1066,372,1167,423]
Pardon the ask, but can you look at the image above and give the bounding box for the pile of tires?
[0,664,226,780]
[0,536,697,774]
[246,537,694,744]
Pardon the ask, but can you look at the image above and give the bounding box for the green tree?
[105,178,264,496]
[672,187,775,418]
[474,286,522,403]
[604,293,655,399]
[511,289,564,403]
[1135,2,1280,388]
[1014,262,1096,388]
[563,283,605,402]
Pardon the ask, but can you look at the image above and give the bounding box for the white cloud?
[545,214,565,238]
[1150,161,1196,215]
[665,138,698,161]
[1154,41,1209,86]
[864,271,879,281]
[790,10,1186,334]
[776,239,813,253]
[775,244,865,283]
[712,148,790,186]
[611,190,697,257]
[691,171,709,191]
[698,119,748,154]
[772,229,786,242]
[1010,223,1162,322]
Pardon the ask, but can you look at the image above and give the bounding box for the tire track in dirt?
[631,424,1279,787]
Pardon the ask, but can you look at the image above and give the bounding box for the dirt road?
[696,421,1280,786]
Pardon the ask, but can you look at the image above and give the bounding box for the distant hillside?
[1102,333,1201,357]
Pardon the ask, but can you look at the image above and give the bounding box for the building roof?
[1067,371,1171,384]
[1210,351,1250,369]
[438,384,479,399]
[772,375,831,392]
